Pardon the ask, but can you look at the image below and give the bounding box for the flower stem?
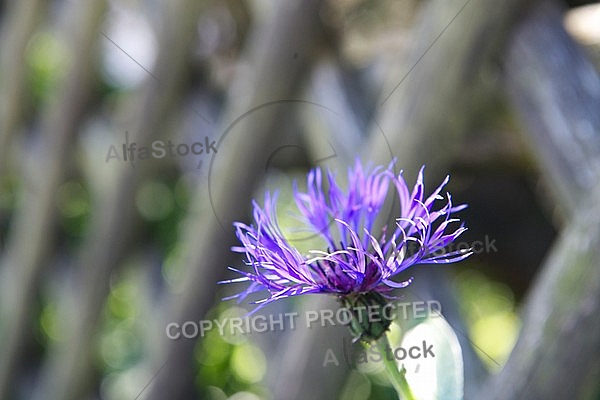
[375,334,417,400]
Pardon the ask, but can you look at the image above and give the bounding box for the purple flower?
[221,160,471,312]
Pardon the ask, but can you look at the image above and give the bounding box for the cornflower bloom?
[222,160,471,341]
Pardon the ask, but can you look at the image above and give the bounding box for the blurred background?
[0,0,600,399]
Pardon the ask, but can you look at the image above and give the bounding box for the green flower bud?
[339,292,393,343]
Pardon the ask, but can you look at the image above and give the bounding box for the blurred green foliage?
[453,268,519,370]
[26,32,67,104]
[195,304,269,399]
[56,180,91,244]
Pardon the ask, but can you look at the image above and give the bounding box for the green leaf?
[397,317,464,400]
